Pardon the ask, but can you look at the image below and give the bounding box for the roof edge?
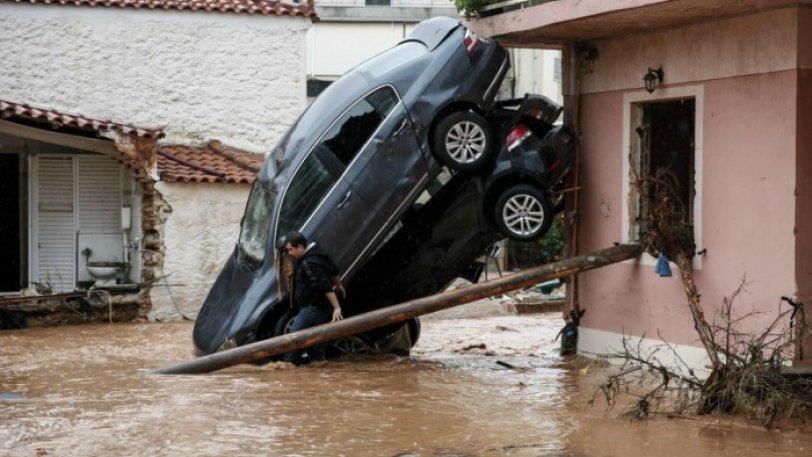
[0,99,165,139]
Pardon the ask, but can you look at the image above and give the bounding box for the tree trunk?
[675,254,721,370]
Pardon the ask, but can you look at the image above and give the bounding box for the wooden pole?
[154,244,642,375]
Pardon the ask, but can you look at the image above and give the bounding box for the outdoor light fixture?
[576,41,599,73]
[644,67,664,93]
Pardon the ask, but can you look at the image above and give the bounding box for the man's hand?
[331,307,343,322]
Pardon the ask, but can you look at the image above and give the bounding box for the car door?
[275,89,395,273]
[348,88,428,269]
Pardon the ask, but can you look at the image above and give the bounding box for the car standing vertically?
[193,17,574,356]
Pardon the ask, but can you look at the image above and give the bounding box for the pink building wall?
[795,8,812,364]
[574,8,807,360]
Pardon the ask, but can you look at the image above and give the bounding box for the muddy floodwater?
[1,314,809,456]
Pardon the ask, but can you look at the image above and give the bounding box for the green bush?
[454,0,499,16]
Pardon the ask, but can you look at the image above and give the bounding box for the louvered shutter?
[35,156,75,292]
[77,155,122,234]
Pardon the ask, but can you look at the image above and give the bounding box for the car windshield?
[238,181,275,265]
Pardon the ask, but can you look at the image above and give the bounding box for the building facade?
[474,0,812,367]
[0,0,315,324]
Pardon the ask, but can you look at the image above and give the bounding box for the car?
[192,17,575,356]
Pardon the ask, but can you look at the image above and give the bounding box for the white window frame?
[621,84,704,269]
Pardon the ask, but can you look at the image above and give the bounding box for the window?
[276,86,398,237]
[277,147,344,238]
[365,0,391,5]
[553,56,562,83]
[239,182,275,265]
[320,86,397,166]
[630,98,696,255]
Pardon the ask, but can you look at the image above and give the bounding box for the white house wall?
[148,182,251,322]
[0,4,310,153]
[307,22,410,78]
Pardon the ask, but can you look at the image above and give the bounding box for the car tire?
[494,184,553,241]
[433,111,492,172]
[273,309,297,337]
[407,318,421,347]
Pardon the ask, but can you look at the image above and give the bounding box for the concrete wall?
[148,182,250,321]
[0,4,310,154]
[574,7,805,364]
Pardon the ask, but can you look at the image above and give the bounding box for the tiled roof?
[2,0,319,20]
[0,99,165,139]
[158,140,265,183]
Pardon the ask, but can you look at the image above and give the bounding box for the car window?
[276,86,399,238]
[277,147,345,238]
[321,86,398,166]
[239,182,275,265]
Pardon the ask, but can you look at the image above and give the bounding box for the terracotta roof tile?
[2,0,319,20]
[158,139,264,184]
[0,99,165,139]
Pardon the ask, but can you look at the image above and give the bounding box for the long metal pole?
[154,243,641,375]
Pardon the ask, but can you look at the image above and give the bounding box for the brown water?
[1,315,809,456]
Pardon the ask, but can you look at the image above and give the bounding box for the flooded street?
[1,314,809,456]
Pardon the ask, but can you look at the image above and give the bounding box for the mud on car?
[193,17,575,357]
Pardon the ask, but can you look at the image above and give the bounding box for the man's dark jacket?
[292,243,339,310]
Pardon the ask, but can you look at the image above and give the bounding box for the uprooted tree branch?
[589,169,811,428]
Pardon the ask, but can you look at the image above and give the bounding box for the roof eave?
[471,0,810,47]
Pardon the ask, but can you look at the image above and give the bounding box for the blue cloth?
[283,305,332,364]
[655,252,673,277]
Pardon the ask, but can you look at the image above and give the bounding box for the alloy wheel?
[445,121,487,164]
[502,193,545,236]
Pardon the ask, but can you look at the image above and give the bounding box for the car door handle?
[392,117,410,137]
[337,190,352,209]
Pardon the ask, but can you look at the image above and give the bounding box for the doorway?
[0,153,27,292]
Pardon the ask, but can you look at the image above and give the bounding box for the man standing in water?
[282,231,345,364]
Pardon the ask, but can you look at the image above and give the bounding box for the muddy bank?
[1,315,809,456]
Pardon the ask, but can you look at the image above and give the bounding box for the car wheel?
[494,184,553,241]
[273,310,297,337]
[433,111,492,171]
[408,318,421,347]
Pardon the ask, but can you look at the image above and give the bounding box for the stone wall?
[0,4,310,153]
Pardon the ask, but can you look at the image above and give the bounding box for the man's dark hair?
[285,231,307,248]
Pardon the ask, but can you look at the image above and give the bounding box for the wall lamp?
[644,67,664,93]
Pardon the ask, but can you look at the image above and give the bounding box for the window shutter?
[36,156,75,292]
[77,155,122,234]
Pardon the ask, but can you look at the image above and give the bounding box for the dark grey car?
[193,17,573,355]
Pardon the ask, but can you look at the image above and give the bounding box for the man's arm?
[304,262,343,322]
[325,291,343,322]
[331,275,346,298]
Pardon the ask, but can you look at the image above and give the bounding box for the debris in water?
[0,392,25,402]
[456,342,487,352]
[495,325,519,332]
